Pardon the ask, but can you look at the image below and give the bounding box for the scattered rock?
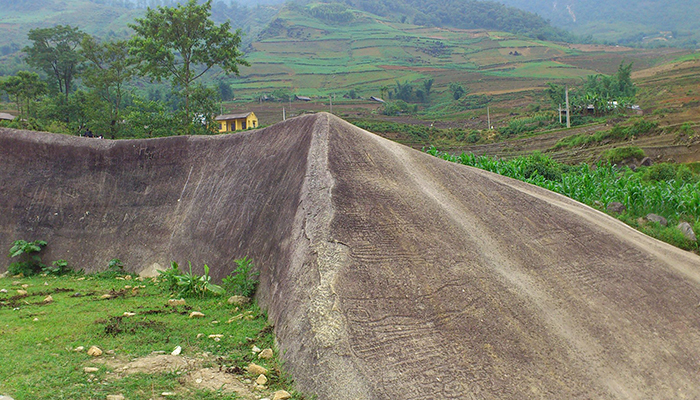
[106,396,124,400]
[196,333,204,339]
[161,392,177,397]
[607,202,626,214]
[640,157,653,167]
[124,275,132,281]
[256,374,268,385]
[171,346,182,356]
[251,346,261,353]
[169,299,186,306]
[247,363,268,376]
[12,281,21,286]
[273,390,292,400]
[258,348,274,360]
[678,222,697,242]
[43,295,53,303]
[123,312,136,317]
[16,290,27,296]
[227,295,250,306]
[84,367,99,373]
[189,311,205,318]
[74,346,85,352]
[646,214,668,226]
[33,318,39,322]
[21,284,29,289]
[0,289,7,293]
[87,346,103,357]
[208,334,224,339]
[593,201,604,208]
[100,294,113,300]
[0,396,15,400]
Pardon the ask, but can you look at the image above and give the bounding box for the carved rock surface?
[2,114,700,399]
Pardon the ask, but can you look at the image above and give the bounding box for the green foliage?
[449,82,465,100]
[604,147,646,164]
[308,3,355,23]
[24,25,87,98]
[7,240,47,276]
[553,120,659,150]
[499,113,557,138]
[222,257,260,297]
[128,0,248,131]
[382,100,417,116]
[43,259,73,276]
[96,258,128,279]
[0,71,47,117]
[161,261,225,298]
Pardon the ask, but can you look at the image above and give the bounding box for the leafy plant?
[43,259,73,276]
[7,239,47,276]
[223,257,259,297]
[96,258,128,278]
[163,261,224,298]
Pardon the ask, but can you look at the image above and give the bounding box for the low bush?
[223,257,260,297]
[604,146,646,164]
[7,239,47,276]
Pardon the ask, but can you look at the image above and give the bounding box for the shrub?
[604,146,646,164]
[43,259,73,276]
[223,257,259,297]
[160,261,224,298]
[96,258,128,278]
[7,240,47,276]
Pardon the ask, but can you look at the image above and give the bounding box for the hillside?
[496,0,700,47]
[230,3,682,101]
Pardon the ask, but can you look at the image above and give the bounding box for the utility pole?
[487,106,491,129]
[565,85,571,128]
[283,107,286,121]
[559,104,562,124]
[329,94,333,114]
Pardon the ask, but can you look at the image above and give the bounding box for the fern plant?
[222,257,259,297]
[7,240,47,276]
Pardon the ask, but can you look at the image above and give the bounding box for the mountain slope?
[496,0,700,47]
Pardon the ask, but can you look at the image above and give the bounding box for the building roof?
[215,112,254,121]
[0,112,16,121]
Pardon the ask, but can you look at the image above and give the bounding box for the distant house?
[215,112,258,132]
[0,112,16,121]
[295,95,312,102]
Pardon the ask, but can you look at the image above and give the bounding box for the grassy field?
[0,268,305,400]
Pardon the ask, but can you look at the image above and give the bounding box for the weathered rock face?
[2,113,700,399]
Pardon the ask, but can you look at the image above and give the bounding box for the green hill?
[495,0,700,47]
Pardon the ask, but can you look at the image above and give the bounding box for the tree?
[218,81,234,101]
[449,82,465,100]
[81,37,135,138]
[0,71,47,117]
[24,25,86,98]
[128,0,248,133]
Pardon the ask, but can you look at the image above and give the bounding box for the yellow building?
[215,112,258,132]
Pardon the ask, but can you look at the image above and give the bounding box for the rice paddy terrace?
[2,113,700,399]
[231,6,687,100]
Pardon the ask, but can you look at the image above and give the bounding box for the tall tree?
[128,0,248,132]
[81,37,135,138]
[0,71,47,117]
[24,25,86,98]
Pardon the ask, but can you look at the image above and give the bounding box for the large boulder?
[2,113,700,399]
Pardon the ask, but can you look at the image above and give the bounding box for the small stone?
[607,202,626,214]
[258,348,274,359]
[44,282,48,286]
[251,346,261,353]
[87,346,103,357]
[196,333,204,339]
[106,350,115,355]
[74,346,85,352]
[0,289,7,293]
[208,334,224,339]
[43,295,53,303]
[169,298,186,306]
[247,363,268,376]
[123,312,136,317]
[21,284,29,289]
[33,318,39,322]
[256,374,268,385]
[106,396,124,400]
[124,275,132,281]
[124,285,132,289]
[196,378,203,384]
[100,294,113,300]
[678,222,697,242]
[189,311,205,318]
[161,392,176,397]
[12,281,21,286]
[646,213,668,226]
[272,390,292,400]
[227,295,250,306]
[0,395,16,400]
[171,346,182,356]
[84,367,99,373]
[17,290,27,295]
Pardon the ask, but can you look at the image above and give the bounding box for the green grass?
[0,273,306,400]
[426,148,700,252]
